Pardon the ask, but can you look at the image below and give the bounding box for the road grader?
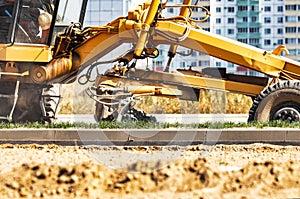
[0,0,300,123]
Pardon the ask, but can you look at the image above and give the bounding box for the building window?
[251,16,258,22]
[250,27,259,33]
[204,6,210,11]
[238,6,248,11]
[228,29,234,35]
[242,17,248,22]
[199,61,210,67]
[264,39,271,45]
[264,6,271,12]
[228,18,234,24]
[216,62,221,67]
[154,61,163,66]
[167,8,174,13]
[277,17,283,23]
[238,28,248,33]
[251,5,259,11]
[290,49,297,56]
[285,38,297,44]
[264,17,271,23]
[264,28,271,34]
[277,39,283,45]
[228,63,234,67]
[249,38,259,45]
[216,7,221,12]
[277,28,283,34]
[238,39,248,44]
[227,7,234,13]
[286,27,297,33]
[216,18,221,23]
[277,6,283,12]
[216,29,221,34]
[180,62,186,68]
[285,5,297,11]
[285,16,297,22]
[191,51,197,57]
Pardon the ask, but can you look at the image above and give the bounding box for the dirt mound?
[223,160,300,196]
[0,163,108,198]
[109,158,220,193]
[0,157,299,198]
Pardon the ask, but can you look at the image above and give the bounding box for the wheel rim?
[272,107,300,122]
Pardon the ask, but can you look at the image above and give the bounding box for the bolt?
[36,72,42,78]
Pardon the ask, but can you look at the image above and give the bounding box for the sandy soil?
[0,143,300,198]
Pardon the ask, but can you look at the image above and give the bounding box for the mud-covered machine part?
[86,83,156,122]
[0,82,60,123]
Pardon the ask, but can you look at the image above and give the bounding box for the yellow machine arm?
[30,0,300,97]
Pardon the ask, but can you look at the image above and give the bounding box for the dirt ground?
[0,143,300,198]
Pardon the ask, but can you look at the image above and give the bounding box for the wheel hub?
[273,107,300,122]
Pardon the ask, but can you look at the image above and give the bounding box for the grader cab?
[0,0,300,123]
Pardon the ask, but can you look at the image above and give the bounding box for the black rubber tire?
[42,84,61,123]
[248,80,300,122]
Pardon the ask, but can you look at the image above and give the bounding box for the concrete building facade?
[284,0,300,61]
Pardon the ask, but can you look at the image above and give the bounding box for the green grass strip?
[0,120,299,129]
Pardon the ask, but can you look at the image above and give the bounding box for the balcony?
[237,33,248,39]
[237,0,248,6]
[249,33,261,38]
[249,0,259,5]
[237,22,261,28]
[237,33,261,39]
[236,12,248,17]
[249,11,260,16]
[249,22,261,28]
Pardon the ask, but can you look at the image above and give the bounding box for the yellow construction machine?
[1,0,300,123]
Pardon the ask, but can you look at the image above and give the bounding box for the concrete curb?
[0,128,299,145]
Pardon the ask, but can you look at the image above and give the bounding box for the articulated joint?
[141,23,150,32]
[31,57,73,83]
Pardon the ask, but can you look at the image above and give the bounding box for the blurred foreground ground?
[0,143,299,198]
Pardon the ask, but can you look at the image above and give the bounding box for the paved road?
[57,114,249,124]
